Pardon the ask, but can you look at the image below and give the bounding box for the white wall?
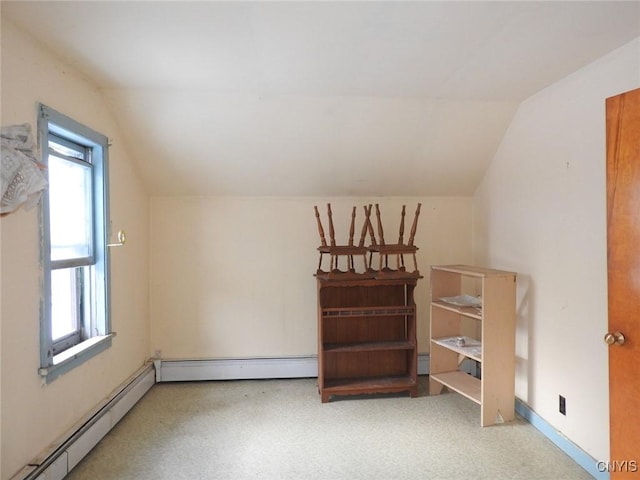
[473,38,640,462]
[0,19,150,479]
[150,196,473,359]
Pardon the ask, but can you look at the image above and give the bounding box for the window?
[38,104,113,382]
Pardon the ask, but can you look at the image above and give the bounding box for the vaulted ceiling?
[3,1,639,196]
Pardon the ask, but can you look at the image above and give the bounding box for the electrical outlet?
[559,395,566,415]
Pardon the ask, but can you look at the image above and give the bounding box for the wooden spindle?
[375,204,385,246]
[327,203,336,247]
[358,205,369,247]
[348,206,356,246]
[365,204,377,247]
[314,205,327,247]
[398,205,406,244]
[408,203,422,247]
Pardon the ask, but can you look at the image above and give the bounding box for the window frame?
[37,104,114,383]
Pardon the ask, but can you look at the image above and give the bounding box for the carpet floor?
[66,377,592,480]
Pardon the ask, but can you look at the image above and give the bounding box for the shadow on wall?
[515,273,534,405]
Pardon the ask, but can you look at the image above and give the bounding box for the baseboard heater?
[11,363,155,480]
[12,354,430,480]
[155,354,430,382]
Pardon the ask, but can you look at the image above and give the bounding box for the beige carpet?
[66,377,592,480]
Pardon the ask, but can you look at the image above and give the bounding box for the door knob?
[604,331,625,346]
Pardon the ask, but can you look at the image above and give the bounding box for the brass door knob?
[604,331,625,346]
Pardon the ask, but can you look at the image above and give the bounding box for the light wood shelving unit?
[429,265,516,426]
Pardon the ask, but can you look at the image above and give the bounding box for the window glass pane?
[48,154,93,261]
[51,268,80,341]
[49,138,86,161]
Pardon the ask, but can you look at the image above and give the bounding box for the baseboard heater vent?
[11,363,155,480]
[155,354,430,382]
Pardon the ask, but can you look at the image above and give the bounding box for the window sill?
[39,333,116,383]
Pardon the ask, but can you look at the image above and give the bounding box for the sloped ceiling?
[3,1,639,196]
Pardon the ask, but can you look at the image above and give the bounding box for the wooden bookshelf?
[429,265,516,426]
[317,277,418,402]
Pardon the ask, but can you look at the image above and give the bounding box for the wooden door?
[606,87,640,479]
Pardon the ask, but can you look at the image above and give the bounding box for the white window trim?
[37,104,113,383]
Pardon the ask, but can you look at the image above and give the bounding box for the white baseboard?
[156,355,317,381]
[418,354,429,374]
[156,354,430,382]
[12,363,155,480]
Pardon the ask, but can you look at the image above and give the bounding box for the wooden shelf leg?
[429,377,445,395]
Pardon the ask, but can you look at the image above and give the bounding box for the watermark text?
[596,460,638,473]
